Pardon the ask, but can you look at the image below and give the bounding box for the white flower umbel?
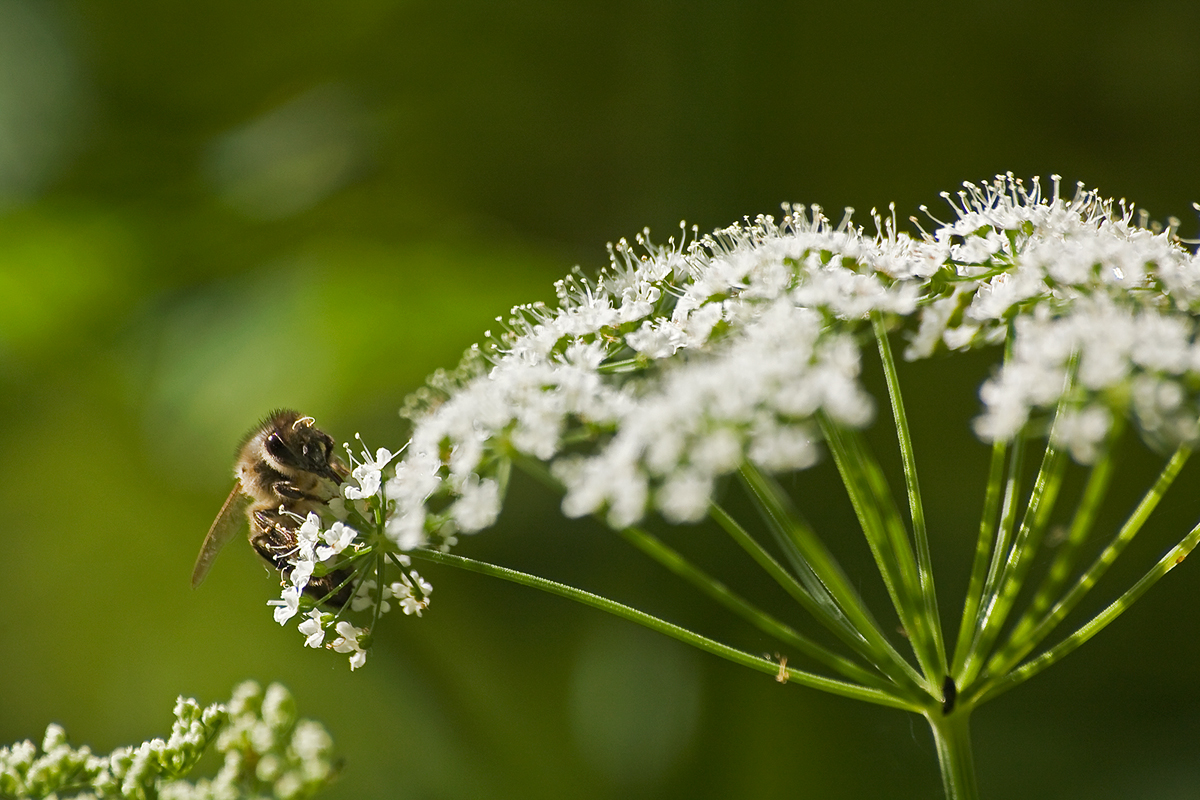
[905,178,1200,457]
[387,175,1198,547]
[262,177,1200,677]
[394,208,929,538]
[0,682,338,800]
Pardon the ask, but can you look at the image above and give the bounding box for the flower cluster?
[161,681,339,800]
[390,213,920,537]
[908,181,1200,461]
[0,682,337,800]
[381,174,1198,550]
[268,437,432,671]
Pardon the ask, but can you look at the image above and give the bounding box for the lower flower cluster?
[0,681,337,800]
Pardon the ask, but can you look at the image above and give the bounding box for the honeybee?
[191,409,352,605]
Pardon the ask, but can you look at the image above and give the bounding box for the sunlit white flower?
[384,508,427,551]
[1052,404,1113,464]
[450,474,501,533]
[315,521,357,562]
[288,556,314,593]
[344,442,394,501]
[407,178,1185,533]
[268,174,1200,674]
[391,572,432,616]
[329,621,367,670]
[295,513,321,548]
[386,453,442,506]
[270,586,301,625]
[297,610,326,648]
[655,471,714,524]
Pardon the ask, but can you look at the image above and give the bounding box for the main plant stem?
[926,708,979,800]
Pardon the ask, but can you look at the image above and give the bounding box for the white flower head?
[297,610,326,648]
[315,521,357,562]
[450,474,502,533]
[329,621,368,670]
[343,436,396,501]
[270,586,301,625]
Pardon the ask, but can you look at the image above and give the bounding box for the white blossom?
[314,521,357,562]
[270,586,301,625]
[1052,404,1113,464]
[450,475,502,533]
[382,175,1199,539]
[329,621,368,670]
[391,572,432,616]
[384,508,427,550]
[297,610,326,648]
[294,513,321,552]
[344,441,394,501]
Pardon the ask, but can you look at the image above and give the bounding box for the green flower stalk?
[260,174,1200,798]
[0,681,338,800]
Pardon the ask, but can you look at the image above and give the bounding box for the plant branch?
[961,421,1066,687]
[710,502,914,685]
[618,525,893,691]
[738,463,931,694]
[970,509,1200,705]
[819,418,942,685]
[873,313,947,672]
[409,547,919,710]
[951,438,1007,676]
[980,443,1190,682]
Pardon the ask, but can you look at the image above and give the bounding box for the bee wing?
[191,482,252,589]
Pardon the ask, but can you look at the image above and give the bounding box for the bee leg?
[251,509,353,608]
[272,480,324,503]
[249,510,299,571]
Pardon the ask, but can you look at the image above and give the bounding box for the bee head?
[262,411,343,485]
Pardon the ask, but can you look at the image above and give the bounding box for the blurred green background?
[2,1,1199,797]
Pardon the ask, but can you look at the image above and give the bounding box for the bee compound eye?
[265,432,289,459]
